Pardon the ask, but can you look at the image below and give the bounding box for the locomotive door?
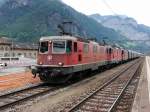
[72,42,81,64]
[121,50,124,61]
[93,45,97,62]
[66,40,72,65]
[107,48,112,63]
[77,42,82,63]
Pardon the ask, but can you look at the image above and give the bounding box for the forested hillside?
[0,0,126,43]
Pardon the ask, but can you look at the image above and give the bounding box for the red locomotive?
[31,35,141,83]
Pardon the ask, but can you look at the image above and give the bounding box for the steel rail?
[108,61,141,112]
[0,84,60,110]
[0,82,44,97]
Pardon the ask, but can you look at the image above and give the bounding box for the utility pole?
[11,40,13,57]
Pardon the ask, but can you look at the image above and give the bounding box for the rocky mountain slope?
[90,14,150,40]
[90,14,150,53]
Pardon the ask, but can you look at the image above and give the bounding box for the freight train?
[31,35,141,83]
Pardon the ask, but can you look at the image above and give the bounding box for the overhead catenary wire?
[101,0,120,16]
[100,0,150,44]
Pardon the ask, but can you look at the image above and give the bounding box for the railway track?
[114,60,143,112]
[65,59,142,112]
[0,59,141,111]
[0,83,60,110]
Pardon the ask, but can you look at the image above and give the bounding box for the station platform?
[131,56,150,112]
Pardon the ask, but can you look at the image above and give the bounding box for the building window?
[12,53,15,57]
[18,53,22,56]
[4,53,9,57]
[34,53,36,56]
[0,47,4,50]
[24,53,26,57]
[5,47,8,51]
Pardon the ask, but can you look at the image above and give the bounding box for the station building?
[0,37,38,59]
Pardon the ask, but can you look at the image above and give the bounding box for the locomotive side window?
[39,41,48,53]
[109,48,112,54]
[53,41,66,53]
[66,40,72,53]
[122,50,124,55]
[83,44,89,53]
[93,45,97,53]
[106,48,112,54]
[74,42,77,52]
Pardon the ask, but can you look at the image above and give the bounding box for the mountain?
[90,14,150,40]
[90,14,150,53]
[0,0,126,43]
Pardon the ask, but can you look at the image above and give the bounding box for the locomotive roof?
[90,41,99,45]
[40,35,91,43]
[40,36,78,41]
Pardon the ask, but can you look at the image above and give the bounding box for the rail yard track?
[64,59,142,112]
[0,83,61,110]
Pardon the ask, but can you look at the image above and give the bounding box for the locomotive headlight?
[47,55,52,60]
[49,40,52,44]
[39,62,43,65]
[58,62,64,66]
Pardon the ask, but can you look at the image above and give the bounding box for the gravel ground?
[0,70,40,92]
[2,60,136,112]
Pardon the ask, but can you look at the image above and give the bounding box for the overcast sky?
[62,0,150,26]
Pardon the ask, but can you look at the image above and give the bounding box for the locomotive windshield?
[39,41,48,53]
[53,41,66,53]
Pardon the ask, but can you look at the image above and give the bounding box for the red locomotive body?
[32,35,140,83]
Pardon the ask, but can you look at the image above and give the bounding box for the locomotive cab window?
[53,40,66,53]
[39,41,48,53]
[66,40,72,53]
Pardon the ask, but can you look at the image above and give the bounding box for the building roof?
[0,37,38,50]
[12,43,38,50]
[0,37,11,45]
